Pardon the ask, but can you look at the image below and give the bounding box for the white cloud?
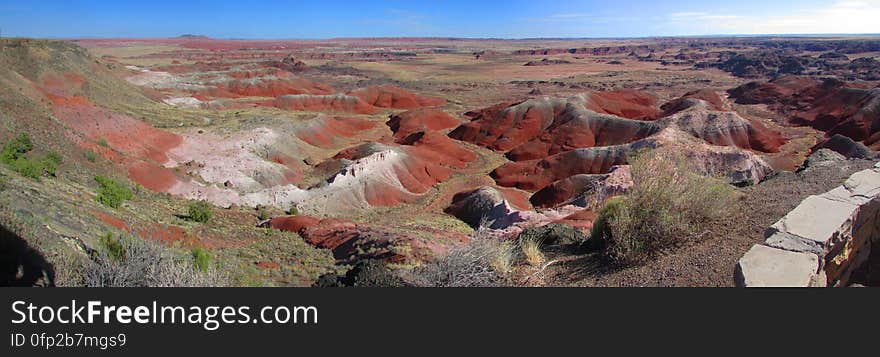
[667,1,880,35]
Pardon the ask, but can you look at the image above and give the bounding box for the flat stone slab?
[736,245,819,287]
[826,169,880,205]
[768,195,858,245]
[765,231,824,255]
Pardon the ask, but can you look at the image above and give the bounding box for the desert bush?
[288,206,299,216]
[95,175,133,208]
[590,149,735,264]
[1,133,33,163]
[1,133,62,180]
[99,232,125,262]
[409,236,515,287]
[187,201,214,223]
[519,235,545,266]
[96,138,109,147]
[40,151,61,176]
[519,223,586,248]
[83,234,227,287]
[191,247,210,272]
[83,149,97,162]
[257,208,271,221]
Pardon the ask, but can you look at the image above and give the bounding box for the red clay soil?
[268,216,468,263]
[554,209,597,231]
[449,99,557,152]
[504,113,659,161]
[294,116,378,149]
[94,211,131,231]
[330,144,457,205]
[386,108,461,139]
[661,89,729,114]
[35,69,193,193]
[205,76,335,98]
[348,85,446,109]
[127,161,185,192]
[449,96,659,158]
[492,146,629,191]
[584,90,662,120]
[496,187,533,210]
[728,75,880,148]
[529,174,599,208]
[399,132,477,169]
[273,94,379,114]
[49,95,182,164]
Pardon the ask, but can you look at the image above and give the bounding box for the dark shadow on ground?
[0,225,55,287]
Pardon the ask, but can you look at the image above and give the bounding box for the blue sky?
[0,0,878,39]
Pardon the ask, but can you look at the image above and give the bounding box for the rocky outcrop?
[736,162,880,287]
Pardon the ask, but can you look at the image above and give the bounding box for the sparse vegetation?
[83,149,97,162]
[95,175,133,208]
[83,233,227,287]
[288,206,299,216]
[96,137,109,147]
[1,133,62,180]
[258,208,271,221]
[99,232,125,262]
[187,201,214,223]
[409,236,514,287]
[590,149,736,264]
[519,235,545,266]
[192,247,210,272]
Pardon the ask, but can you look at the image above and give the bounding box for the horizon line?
[9,32,880,42]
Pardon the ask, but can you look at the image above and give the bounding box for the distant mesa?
[524,58,572,66]
[176,34,211,40]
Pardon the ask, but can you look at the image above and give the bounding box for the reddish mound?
[386,108,461,139]
[529,174,599,208]
[328,144,461,207]
[449,96,659,160]
[295,116,377,149]
[399,131,477,169]
[661,89,729,114]
[274,94,378,114]
[506,112,659,161]
[449,98,554,151]
[348,85,445,109]
[667,110,786,153]
[492,145,631,191]
[729,76,880,146]
[584,90,661,120]
[208,76,335,98]
[269,216,467,263]
[49,96,182,164]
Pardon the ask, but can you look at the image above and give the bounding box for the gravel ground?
[540,158,877,287]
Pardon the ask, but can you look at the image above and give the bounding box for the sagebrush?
[83,234,227,287]
[590,149,736,264]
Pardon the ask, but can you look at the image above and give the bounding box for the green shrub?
[590,149,735,264]
[1,133,33,164]
[96,138,109,147]
[95,175,134,208]
[99,232,125,262]
[191,247,210,272]
[258,208,271,221]
[83,149,97,162]
[9,158,43,179]
[40,151,61,176]
[2,134,62,180]
[187,201,214,223]
[288,206,299,216]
